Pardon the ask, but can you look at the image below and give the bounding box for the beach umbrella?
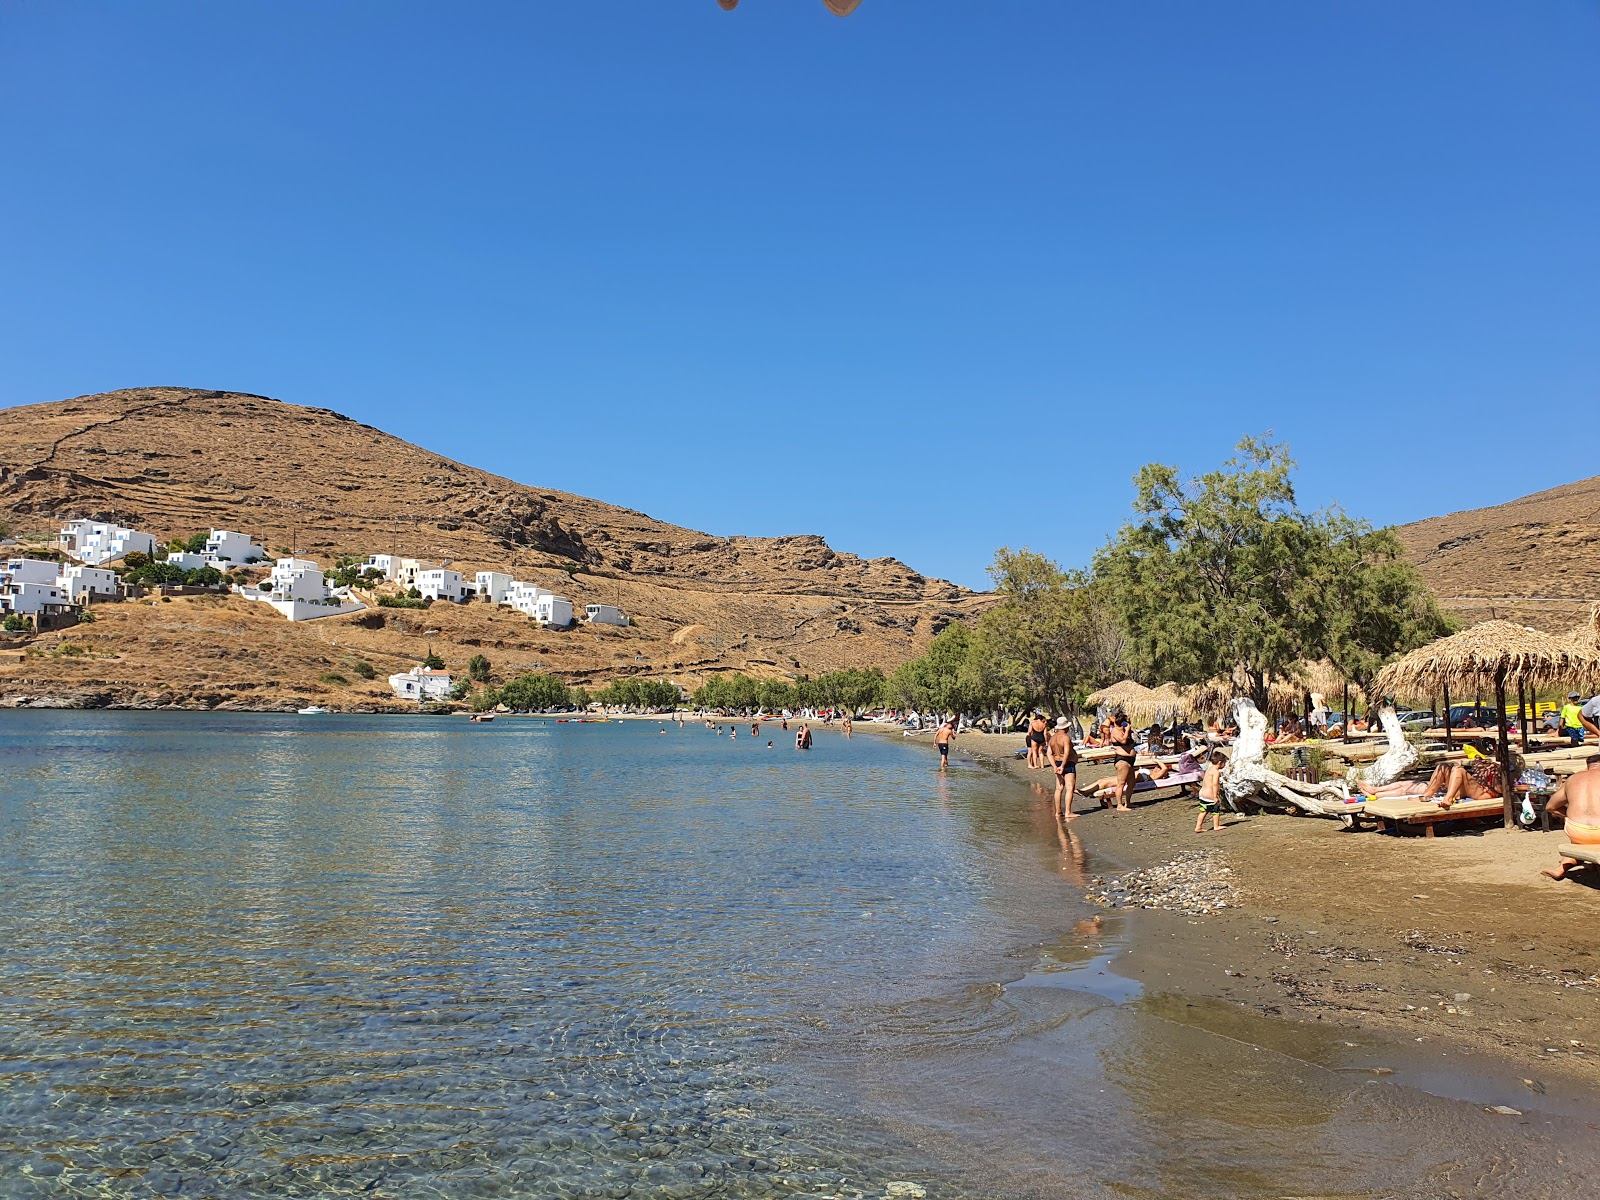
[1562,605,1600,691]
[1085,679,1164,725]
[1182,667,1306,720]
[1371,620,1575,828]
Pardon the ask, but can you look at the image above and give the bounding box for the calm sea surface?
[2,713,1597,1199]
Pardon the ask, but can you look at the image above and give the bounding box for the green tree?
[2,614,30,633]
[352,659,376,680]
[448,680,472,701]
[497,672,571,711]
[122,551,150,571]
[1094,436,1447,711]
[185,531,209,554]
[183,566,223,587]
[127,561,186,586]
[570,686,591,709]
[422,650,446,670]
[468,654,491,683]
[888,622,984,714]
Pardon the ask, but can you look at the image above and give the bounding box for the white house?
[360,554,396,580]
[505,581,549,617]
[58,565,120,603]
[2,558,62,587]
[415,568,469,603]
[235,557,366,622]
[474,571,513,604]
[203,529,267,566]
[0,579,69,616]
[534,594,574,627]
[58,519,156,566]
[163,551,209,572]
[394,558,432,589]
[389,665,453,702]
[584,604,628,626]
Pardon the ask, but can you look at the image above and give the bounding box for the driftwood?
[1221,698,1351,814]
[1345,706,1417,787]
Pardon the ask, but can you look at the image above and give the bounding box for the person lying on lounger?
[1541,753,1600,880]
[1357,745,1504,809]
[1081,739,1202,801]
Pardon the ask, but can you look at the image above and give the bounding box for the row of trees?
[887,437,1451,719]
[690,667,889,714]
[123,561,226,588]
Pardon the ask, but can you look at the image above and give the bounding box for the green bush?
[377,595,427,609]
[423,650,446,670]
[468,654,491,682]
[497,672,572,711]
[2,614,30,633]
[319,672,350,686]
[353,660,376,680]
[76,609,96,623]
[52,642,87,657]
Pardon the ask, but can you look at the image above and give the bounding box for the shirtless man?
[1541,753,1600,880]
[934,717,955,771]
[1046,716,1077,821]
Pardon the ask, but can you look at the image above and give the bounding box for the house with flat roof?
[389,665,453,702]
[58,519,156,566]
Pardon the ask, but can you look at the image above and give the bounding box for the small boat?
[297,706,328,715]
[470,713,495,723]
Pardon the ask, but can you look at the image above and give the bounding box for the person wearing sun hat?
[1047,716,1077,821]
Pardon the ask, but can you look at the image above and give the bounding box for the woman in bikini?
[1107,711,1137,812]
[1026,713,1048,769]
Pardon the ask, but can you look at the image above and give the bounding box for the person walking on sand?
[1195,751,1227,833]
[1047,716,1077,821]
[1107,711,1137,811]
[1541,753,1600,879]
[934,717,955,771]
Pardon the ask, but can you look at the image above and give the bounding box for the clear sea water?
[2,713,1598,1200]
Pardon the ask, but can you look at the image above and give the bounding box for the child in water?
[1196,751,1226,833]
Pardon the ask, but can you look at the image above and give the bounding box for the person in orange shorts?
[1542,753,1600,880]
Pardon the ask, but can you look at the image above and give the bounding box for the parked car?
[1446,704,1502,729]
[1397,710,1438,732]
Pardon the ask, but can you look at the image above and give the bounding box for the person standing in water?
[796,724,813,750]
[1046,716,1077,821]
[1025,713,1048,769]
[934,717,955,771]
[842,714,852,739]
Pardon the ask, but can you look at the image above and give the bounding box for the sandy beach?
[874,723,1600,1102]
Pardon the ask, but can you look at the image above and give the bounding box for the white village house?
[505,581,574,627]
[58,519,156,566]
[389,665,453,702]
[58,565,120,603]
[584,603,628,626]
[203,529,267,566]
[0,558,72,616]
[474,571,513,604]
[235,557,365,622]
[415,568,469,603]
[163,551,209,572]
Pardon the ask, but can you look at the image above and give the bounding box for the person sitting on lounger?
[1542,753,1600,880]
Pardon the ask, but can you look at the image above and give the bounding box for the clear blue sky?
[3,2,1596,590]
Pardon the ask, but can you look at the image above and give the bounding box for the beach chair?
[1558,844,1600,870]
[1363,796,1506,837]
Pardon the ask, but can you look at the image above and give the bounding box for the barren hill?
[0,387,985,709]
[1394,475,1600,632]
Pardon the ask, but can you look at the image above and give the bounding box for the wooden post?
[1517,681,1529,753]
[1443,683,1452,740]
[1342,682,1350,743]
[1495,669,1514,830]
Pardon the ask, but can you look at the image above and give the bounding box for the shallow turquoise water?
[0,714,1092,1198]
[4,713,1599,1200]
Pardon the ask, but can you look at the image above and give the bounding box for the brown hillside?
[0,387,986,708]
[1394,475,1600,632]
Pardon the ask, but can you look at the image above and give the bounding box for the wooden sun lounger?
[1363,795,1505,837]
[1559,844,1600,867]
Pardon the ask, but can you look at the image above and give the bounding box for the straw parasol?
[1563,605,1600,691]
[1086,679,1164,724]
[1371,620,1576,828]
[1182,667,1306,720]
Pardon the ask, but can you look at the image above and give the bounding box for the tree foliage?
[1092,436,1450,709]
[691,668,888,714]
[422,650,446,670]
[495,672,572,711]
[467,654,491,683]
[594,678,681,710]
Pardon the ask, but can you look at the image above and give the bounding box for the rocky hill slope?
[1394,475,1600,632]
[0,387,986,709]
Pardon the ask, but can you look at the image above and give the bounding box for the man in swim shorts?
[1542,753,1600,880]
[934,717,955,771]
[1047,716,1077,821]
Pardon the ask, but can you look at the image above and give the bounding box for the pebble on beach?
[1086,850,1240,916]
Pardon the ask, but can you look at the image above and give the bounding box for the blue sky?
[2,1,1596,590]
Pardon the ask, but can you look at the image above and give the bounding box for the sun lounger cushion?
[1559,844,1600,866]
[1131,770,1204,794]
[1362,796,1504,822]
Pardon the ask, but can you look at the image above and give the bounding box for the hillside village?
[2,517,629,706]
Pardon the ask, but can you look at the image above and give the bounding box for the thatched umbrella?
[1371,620,1575,828]
[1563,605,1600,691]
[1182,667,1306,721]
[1086,679,1164,725]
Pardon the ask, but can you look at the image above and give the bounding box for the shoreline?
[931,726,1600,1105]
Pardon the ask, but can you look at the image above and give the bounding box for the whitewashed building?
[59,565,120,603]
[415,568,469,603]
[163,551,209,572]
[474,571,513,604]
[360,554,396,580]
[235,557,366,622]
[58,519,156,566]
[584,604,628,626]
[389,666,453,702]
[0,579,69,616]
[203,529,267,566]
[2,558,62,587]
[534,593,574,627]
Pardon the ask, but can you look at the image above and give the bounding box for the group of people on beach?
[699,715,814,749]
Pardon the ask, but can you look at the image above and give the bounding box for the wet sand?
[927,726,1600,1097]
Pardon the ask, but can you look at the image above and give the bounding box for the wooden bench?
[1363,796,1506,837]
[1559,844,1600,867]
